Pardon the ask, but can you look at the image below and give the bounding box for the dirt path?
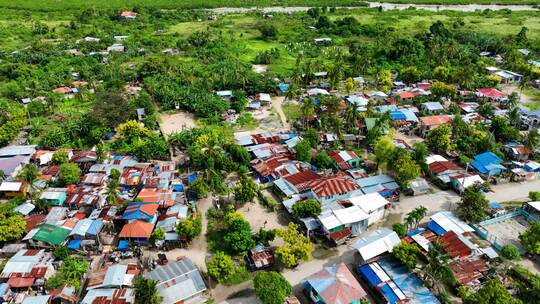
[150,195,212,273]
[271,96,290,129]
[503,84,534,104]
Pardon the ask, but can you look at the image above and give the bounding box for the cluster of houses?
[0,144,210,304]
[301,207,526,304]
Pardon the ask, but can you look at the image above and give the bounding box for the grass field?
[0,0,365,11]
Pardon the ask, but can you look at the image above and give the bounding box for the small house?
[351,228,400,261]
[143,258,206,304]
[421,101,444,114]
[118,220,154,243]
[120,11,138,19]
[451,174,485,193]
[247,245,274,270]
[313,37,332,46]
[470,152,505,176]
[0,181,28,198]
[328,150,361,170]
[502,144,532,161]
[476,88,506,101]
[347,192,389,225]
[303,263,367,304]
[419,115,452,135]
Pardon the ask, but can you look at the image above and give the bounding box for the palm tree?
[421,242,454,296]
[18,164,39,190]
[133,276,162,304]
[299,98,315,130]
[518,76,530,99]
[0,170,4,182]
[344,103,360,134]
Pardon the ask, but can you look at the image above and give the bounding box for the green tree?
[59,257,88,289]
[92,90,133,130]
[176,213,202,241]
[426,124,452,154]
[393,152,421,186]
[291,199,321,219]
[59,163,81,185]
[258,22,278,40]
[0,213,26,242]
[520,221,540,255]
[313,151,333,169]
[422,242,455,295]
[374,134,395,168]
[53,246,70,260]
[392,223,407,237]
[223,212,255,253]
[254,271,292,304]
[275,223,314,268]
[490,116,520,143]
[207,252,236,283]
[233,174,257,204]
[461,278,519,304]
[400,66,421,83]
[133,276,161,304]
[529,191,540,201]
[294,140,312,162]
[456,186,489,223]
[393,241,420,271]
[229,144,251,166]
[302,128,320,148]
[18,164,39,186]
[51,151,69,165]
[501,244,521,260]
[433,66,450,82]
[151,227,165,243]
[405,206,428,229]
[253,228,276,246]
[525,128,539,150]
[378,70,392,92]
[431,81,456,99]
[190,178,209,199]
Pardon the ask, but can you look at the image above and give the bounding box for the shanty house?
[470,152,505,176]
[143,258,206,304]
[329,150,361,170]
[351,228,400,261]
[303,263,367,304]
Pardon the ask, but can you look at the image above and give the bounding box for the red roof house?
[307,175,360,201]
[477,88,505,100]
[119,220,154,239]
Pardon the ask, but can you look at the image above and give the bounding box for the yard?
[480,215,530,251]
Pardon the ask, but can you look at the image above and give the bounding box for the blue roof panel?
[358,264,382,287]
[427,220,447,236]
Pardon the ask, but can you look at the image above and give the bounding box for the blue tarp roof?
[378,258,440,304]
[278,83,289,92]
[118,240,129,251]
[391,111,407,121]
[358,264,382,287]
[490,202,503,209]
[172,184,184,192]
[471,152,504,174]
[406,228,424,237]
[427,220,446,236]
[187,173,197,184]
[67,239,81,250]
[380,283,401,304]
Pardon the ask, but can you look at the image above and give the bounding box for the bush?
[207,252,236,283]
[291,199,321,219]
[392,223,407,238]
[500,244,521,260]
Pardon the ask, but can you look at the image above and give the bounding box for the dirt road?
[271,96,290,129]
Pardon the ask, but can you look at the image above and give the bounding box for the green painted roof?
[32,224,71,245]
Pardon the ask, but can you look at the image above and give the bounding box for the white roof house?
[333,206,369,226]
[349,192,389,214]
[430,211,474,235]
[0,182,23,192]
[307,88,329,96]
[527,201,540,213]
[14,203,35,216]
[351,228,401,261]
[425,154,448,165]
